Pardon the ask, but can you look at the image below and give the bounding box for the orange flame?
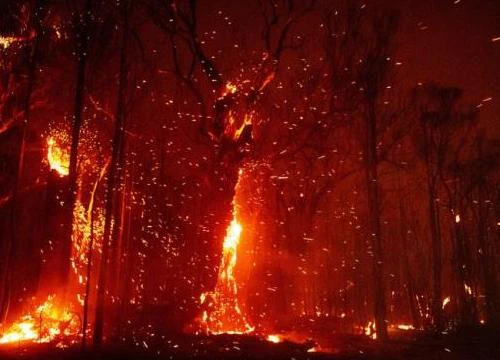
[47,137,69,176]
[267,334,282,343]
[198,170,254,334]
[0,295,80,345]
[364,321,377,339]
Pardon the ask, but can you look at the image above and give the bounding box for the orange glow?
[198,170,254,335]
[364,321,377,339]
[0,295,79,344]
[0,138,107,346]
[396,324,415,331]
[47,137,69,176]
[267,334,282,343]
[224,82,238,96]
[442,296,451,309]
[0,31,34,49]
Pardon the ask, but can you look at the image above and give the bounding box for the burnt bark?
[61,0,93,289]
[93,0,130,348]
[426,169,443,331]
[399,199,420,329]
[364,101,388,340]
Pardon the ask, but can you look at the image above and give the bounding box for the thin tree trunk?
[93,1,129,348]
[477,191,498,326]
[109,135,127,297]
[452,213,472,326]
[427,176,443,331]
[61,0,93,289]
[365,102,387,340]
[82,160,108,349]
[399,200,420,329]
[81,196,94,350]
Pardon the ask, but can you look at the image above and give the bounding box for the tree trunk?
[93,1,129,348]
[399,200,420,329]
[452,211,475,327]
[109,134,127,297]
[365,102,387,340]
[426,175,443,331]
[61,0,93,289]
[82,160,108,349]
[477,192,499,326]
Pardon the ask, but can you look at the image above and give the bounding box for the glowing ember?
[0,36,16,49]
[223,82,238,96]
[198,170,254,335]
[266,334,282,343]
[396,324,415,331]
[0,35,27,49]
[0,31,34,49]
[0,295,80,344]
[47,137,69,176]
[442,296,451,309]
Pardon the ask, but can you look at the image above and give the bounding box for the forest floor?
[0,327,498,359]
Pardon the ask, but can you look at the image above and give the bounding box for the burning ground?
[1,0,500,359]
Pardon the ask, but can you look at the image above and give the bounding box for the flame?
[0,295,80,344]
[396,324,414,331]
[0,36,16,49]
[364,321,377,339]
[267,334,282,343]
[198,170,254,334]
[223,82,238,96]
[0,31,35,49]
[47,137,69,176]
[442,296,451,309]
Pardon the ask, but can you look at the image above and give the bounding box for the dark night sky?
[394,0,500,134]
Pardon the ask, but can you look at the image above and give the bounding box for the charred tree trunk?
[426,172,443,331]
[61,0,93,289]
[81,197,95,349]
[470,140,498,326]
[93,1,129,348]
[364,102,387,340]
[477,190,499,326]
[399,200,420,329]
[82,161,108,349]
[452,210,475,327]
[109,133,127,297]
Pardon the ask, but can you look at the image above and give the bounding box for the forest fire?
[0,0,499,359]
[198,170,254,335]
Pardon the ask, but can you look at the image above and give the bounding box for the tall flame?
[199,170,254,334]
